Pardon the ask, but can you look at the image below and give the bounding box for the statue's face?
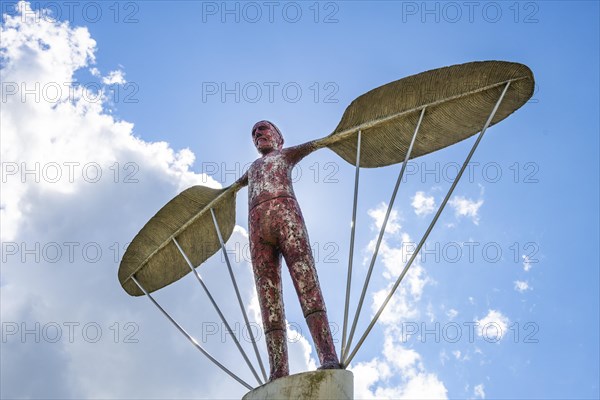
[252,121,282,154]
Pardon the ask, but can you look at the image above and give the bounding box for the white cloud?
[449,196,484,225]
[411,191,436,216]
[371,262,429,325]
[522,255,534,272]
[352,359,392,399]
[439,350,449,366]
[287,324,318,374]
[102,69,126,85]
[1,4,314,398]
[514,280,531,293]
[352,335,447,400]
[367,201,402,234]
[475,310,509,342]
[350,205,447,399]
[1,2,222,241]
[474,383,486,399]
[380,371,447,400]
[372,284,418,325]
[425,302,435,322]
[446,308,459,319]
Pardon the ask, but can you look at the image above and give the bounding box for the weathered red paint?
[240,120,339,381]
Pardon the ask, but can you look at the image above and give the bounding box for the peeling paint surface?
[246,121,339,381]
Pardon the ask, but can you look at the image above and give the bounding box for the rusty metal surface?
[247,121,339,380]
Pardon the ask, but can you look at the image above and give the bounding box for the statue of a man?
[238,120,340,381]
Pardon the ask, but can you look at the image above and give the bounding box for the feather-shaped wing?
[322,61,534,167]
[118,184,238,296]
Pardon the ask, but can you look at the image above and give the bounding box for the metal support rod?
[130,275,253,391]
[343,108,425,361]
[210,208,268,382]
[343,81,512,367]
[172,238,264,386]
[341,130,361,359]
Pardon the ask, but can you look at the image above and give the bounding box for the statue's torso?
[248,150,297,210]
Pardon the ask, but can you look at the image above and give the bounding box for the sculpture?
[238,120,339,380]
[117,60,534,390]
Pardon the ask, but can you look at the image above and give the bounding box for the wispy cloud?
[522,255,534,272]
[475,310,509,342]
[411,191,436,216]
[474,383,486,399]
[514,280,532,293]
[449,196,484,225]
[350,204,447,399]
[102,69,126,85]
[367,201,402,234]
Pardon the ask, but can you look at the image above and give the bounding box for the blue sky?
[1,1,598,399]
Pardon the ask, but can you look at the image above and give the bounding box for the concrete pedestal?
[242,370,353,400]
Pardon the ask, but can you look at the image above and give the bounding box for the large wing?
[321,61,534,167]
[118,184,238,296]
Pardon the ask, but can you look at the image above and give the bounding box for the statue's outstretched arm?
[235,170,248,188]
[285,139,325,165]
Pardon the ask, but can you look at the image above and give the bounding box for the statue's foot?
[317,360,342,370]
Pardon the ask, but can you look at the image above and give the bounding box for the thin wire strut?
[130,275,253,391]
[343,107,425,360]
[172,237,263,386]
[210,208,268,382]
[341,130,361,359]
[343,81,512,367]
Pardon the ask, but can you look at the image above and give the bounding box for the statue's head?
[252,120,284,154]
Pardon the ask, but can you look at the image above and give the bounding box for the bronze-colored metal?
[320,60,534,167]
[118,185,237,296]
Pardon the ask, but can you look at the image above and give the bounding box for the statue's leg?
[249,221,289,381]
[278,198,340,369]
[306,311,340,369]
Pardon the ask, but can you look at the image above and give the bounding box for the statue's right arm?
[235,170,249,188]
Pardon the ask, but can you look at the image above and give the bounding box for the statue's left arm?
[284,139,324,165]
